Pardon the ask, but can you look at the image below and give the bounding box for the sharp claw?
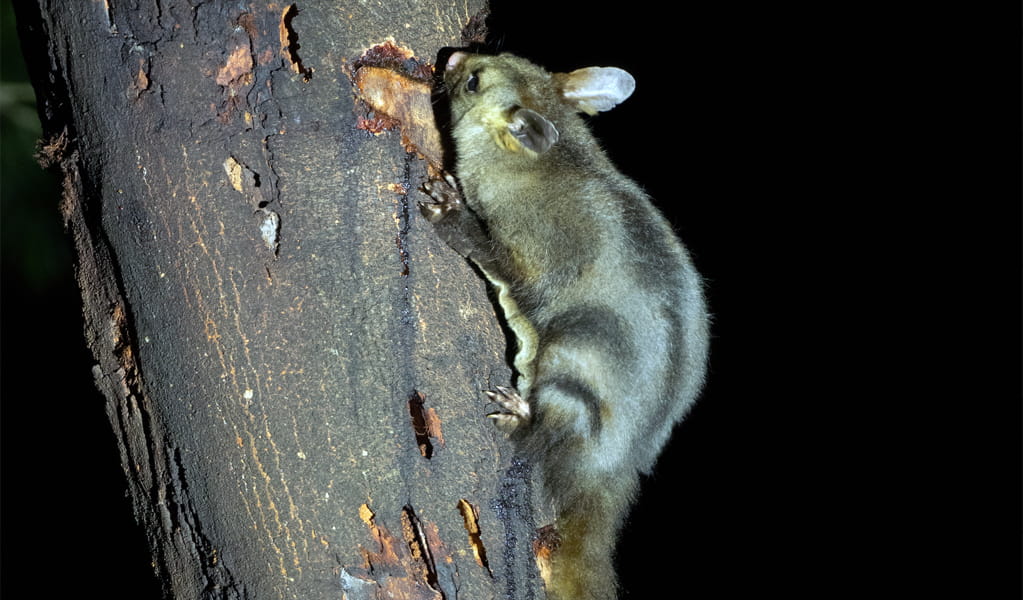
[488,412,520,433]
[483,386,530,422]
[418,201,442,222]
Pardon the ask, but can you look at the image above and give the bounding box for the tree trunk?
[16,2,545,598]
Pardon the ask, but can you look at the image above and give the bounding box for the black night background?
[2,2,1018,598]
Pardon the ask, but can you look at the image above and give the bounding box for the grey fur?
[421,52,709,600]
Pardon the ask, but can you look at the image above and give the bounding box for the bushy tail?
[544,472,638,600]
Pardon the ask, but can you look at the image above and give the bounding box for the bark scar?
[458,499,492,575]
[279,4,311,80]
[350,503,446,599]
[409,390,444,459]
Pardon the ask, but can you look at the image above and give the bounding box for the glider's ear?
[556,66,636,115]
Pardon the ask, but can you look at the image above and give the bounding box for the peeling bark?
[16,2,544,598]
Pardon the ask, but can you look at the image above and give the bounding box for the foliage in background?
[1,0,66,293]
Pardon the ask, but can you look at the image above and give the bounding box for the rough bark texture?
[16,2,544,598]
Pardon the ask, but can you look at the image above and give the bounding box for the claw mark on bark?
[350,503,446,599]
[408,391,444,459]
[401,505,442,596]
[405,505,459,600]
[279,4,311,81]
[458,499,492,575]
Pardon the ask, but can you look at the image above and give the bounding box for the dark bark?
[16,1,544,598]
